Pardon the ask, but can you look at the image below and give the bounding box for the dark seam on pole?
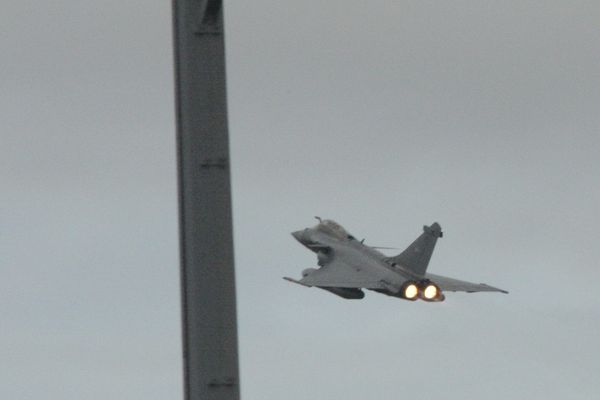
[171,1,191,399]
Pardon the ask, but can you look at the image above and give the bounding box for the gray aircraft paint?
[286,219,507,300]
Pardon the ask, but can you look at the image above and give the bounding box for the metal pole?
[172,1,240,399]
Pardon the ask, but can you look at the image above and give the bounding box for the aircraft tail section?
[389,222,442,277]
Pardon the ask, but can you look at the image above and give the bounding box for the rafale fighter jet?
[284,218,507,301]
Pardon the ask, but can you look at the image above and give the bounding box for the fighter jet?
[284,218,507,301]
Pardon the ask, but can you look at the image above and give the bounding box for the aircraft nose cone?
[291,230,305,242]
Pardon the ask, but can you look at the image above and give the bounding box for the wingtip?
[491,285,509,294]
[283,277,311,287]
[481,283,509,294]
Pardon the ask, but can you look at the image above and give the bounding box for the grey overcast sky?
[2,1,600,399]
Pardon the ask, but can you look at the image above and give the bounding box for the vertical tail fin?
[389,223,442,276]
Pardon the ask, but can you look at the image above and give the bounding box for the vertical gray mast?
[172,1,240,400]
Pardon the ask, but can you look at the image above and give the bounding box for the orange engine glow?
[404,283,419,299]
[423,284,439,300]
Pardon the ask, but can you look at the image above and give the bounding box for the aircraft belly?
[335,246,406,288]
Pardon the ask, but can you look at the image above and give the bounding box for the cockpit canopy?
[314,219,355,241]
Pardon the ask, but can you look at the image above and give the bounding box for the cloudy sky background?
[3,1,600,399]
